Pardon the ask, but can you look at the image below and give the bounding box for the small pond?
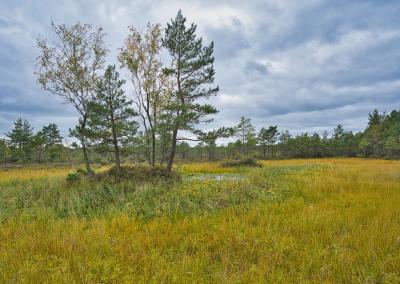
[186,173,243,181]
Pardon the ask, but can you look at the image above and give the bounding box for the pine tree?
[368,109,382,127]
[235,117,255,155]
[34,131,51,163]
[162,10,219,173]
[7,118,34,161]
[0,139,9,164]
[87,65,138,175]
[258,126,278,157]
[41,123,63,161]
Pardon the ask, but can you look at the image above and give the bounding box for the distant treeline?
[1,109,399,165]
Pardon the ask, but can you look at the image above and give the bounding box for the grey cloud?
[245,61,268,77]
[1,0,400,139]
[205,20,250,60]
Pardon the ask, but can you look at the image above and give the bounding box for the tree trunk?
[68,147,72,167]
[112,128,121,176]
[151,131,156,167]
[38,149,42,164]
[80,136,93,175]
[166,45,182,174]
[78,114,92,175]
[160,146,165,165]
[166,128,178,174]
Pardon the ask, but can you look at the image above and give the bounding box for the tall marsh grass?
[0,159,399,282]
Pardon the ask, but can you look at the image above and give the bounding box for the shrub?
[94,165,181,183]
[65,168,86,183]
[221,157,262,168]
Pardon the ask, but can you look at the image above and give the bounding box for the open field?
[0,159,399,282]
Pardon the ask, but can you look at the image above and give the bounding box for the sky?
[1,0,400,141]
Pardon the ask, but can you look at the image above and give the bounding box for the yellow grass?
[178,162,236,173]
[0,164,114,183]
[0,166,71,182]
[0,158,400,282]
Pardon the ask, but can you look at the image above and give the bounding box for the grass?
[0,165,71,182]
[0,159,399,282]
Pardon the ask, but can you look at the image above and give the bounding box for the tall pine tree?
[162,10,219,173]
[7,118,34,161]
[235,117,256,155]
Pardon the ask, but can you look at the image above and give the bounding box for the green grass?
[0,159,399,282]
[0,165,293,221]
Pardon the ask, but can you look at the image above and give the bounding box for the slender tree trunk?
[145,133,151,167]
[80,136,93,175]
[78,114,92,175]
[166,128,178,173]
[111,129,121,176]
[166,47,182,174]
[160,146,165,165]
[68,147,72,167]
[151,131,156,167]
[38,149,42,164]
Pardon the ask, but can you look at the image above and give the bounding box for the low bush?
[221,157,262,168]
[65,168,87,183]
[94,165,181,183]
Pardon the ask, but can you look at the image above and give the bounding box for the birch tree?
[36,22,107,174]
[119,23,171,167]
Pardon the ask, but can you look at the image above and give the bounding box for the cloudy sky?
[1,0,400,140]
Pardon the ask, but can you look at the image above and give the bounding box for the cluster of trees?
[194,110,399,160]
[0,119,64,163]
[359,110,400,158]
[2,108,399,165]
[34,11,220,174]
[167,110,399,161]
[2,11,399,167]
[179,117,360,161]
[219,119,363,160]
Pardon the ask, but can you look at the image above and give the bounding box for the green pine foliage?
[87,65,139,173]
[360,109,400,158]
[6,118,34,162]
[39,123,63,162]
[162,10,219,172]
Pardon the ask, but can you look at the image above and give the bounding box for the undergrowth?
[221,157,262,168]
[0,164,299,222]
[1,159,400,282]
